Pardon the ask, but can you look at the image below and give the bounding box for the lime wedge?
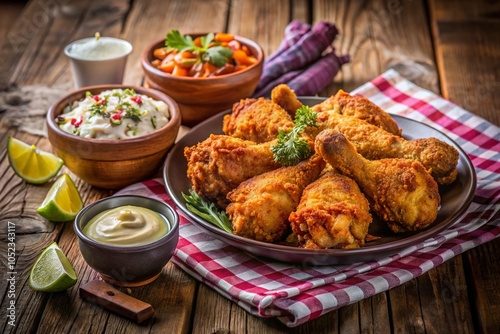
[7,136,63,184]
[37,174,83,222]
[29,242,78,292]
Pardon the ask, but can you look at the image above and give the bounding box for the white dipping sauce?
[66,36,132,61]
[57,89,170,139]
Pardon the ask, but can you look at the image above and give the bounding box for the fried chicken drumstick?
[289,169,373,249]
[184,134,282,208]
[316,111,459,185]
[315,129,440,233]
[226,154,326,243]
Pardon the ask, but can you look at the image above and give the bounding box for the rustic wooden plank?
[313,0,439,95]
[387,276,426,333]
[358,292,391,333]
[464,238,500,333]
[417,256,474,333]
[428,0,500,125]
[0,1,25,38]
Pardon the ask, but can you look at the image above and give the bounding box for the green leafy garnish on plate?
[165,30,233,67]
[182,189,232,233]
[271,105,318,166]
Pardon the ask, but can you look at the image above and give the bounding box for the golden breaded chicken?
[184,134,281,208]
[271,84,304,117]
[222,97,294,143]
[316,111,459,185]
[271,84,401,135]
[289,170,373,249]
[315,129,440,233]
[312,89,401,136]
[226,154,326,243]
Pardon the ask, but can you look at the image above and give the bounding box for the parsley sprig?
[165,30,233,67]
[182,189,232,233]
[271,105,318,166]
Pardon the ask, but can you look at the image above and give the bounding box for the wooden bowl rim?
[141,33,264,83]
[46,85,181,159]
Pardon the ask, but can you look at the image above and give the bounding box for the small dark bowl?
[74,195,179,287]
[141,33,264,126]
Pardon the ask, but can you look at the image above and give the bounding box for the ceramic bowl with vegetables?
[46,85,181,189]
[141,30,264,126]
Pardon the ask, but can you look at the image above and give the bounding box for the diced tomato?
[130,96,143,105]
[71,116,83,128]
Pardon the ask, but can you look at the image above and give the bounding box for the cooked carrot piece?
[193,36,202,47]
[172,65,189,76]
[232,49,256,66]
[153,48,168,60]
[215,32,234,43]
[181,51,196,58]
[159,60,175,73]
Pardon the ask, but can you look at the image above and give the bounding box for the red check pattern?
[117,69,500,327]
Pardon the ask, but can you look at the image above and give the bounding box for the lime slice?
[37,174,83,222]
[29,242,78,292]
[7,136,63,184]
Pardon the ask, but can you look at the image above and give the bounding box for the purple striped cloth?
[117,69,500,327]
[253,20,349,97]
[265,20,311,64]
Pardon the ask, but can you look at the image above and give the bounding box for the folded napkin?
[117,69,500,327]
[252,20,350,98]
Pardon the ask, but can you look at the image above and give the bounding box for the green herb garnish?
[271,105,318,166]
[165,30,233,67]
[125,124,137,136]
[182,189,232,233]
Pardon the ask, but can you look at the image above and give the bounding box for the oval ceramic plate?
[163,97,476,265]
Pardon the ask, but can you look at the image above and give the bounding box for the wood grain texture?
[464,238,500,333]
[429,0,500,125]
[313,0,439,95]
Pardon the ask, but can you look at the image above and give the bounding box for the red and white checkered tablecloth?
[117,69,500,327]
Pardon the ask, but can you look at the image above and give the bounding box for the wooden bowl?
[46,85,181,189]
[141,34,264,127]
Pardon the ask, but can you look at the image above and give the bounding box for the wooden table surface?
[1,0,499,333]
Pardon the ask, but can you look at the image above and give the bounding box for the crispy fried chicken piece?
[316,111,459,185]
[222,97,294,143]
[271,84,304,118]
[271,84,401,135]
[289,170,373,249]
[184,134,281,208]
[226,154,326,243]
[312,89,401,136]
[315,129,440,233]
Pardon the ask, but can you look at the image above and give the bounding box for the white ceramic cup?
[65,36,133,88]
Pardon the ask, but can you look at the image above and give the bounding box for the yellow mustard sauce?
[83,205,169,246]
